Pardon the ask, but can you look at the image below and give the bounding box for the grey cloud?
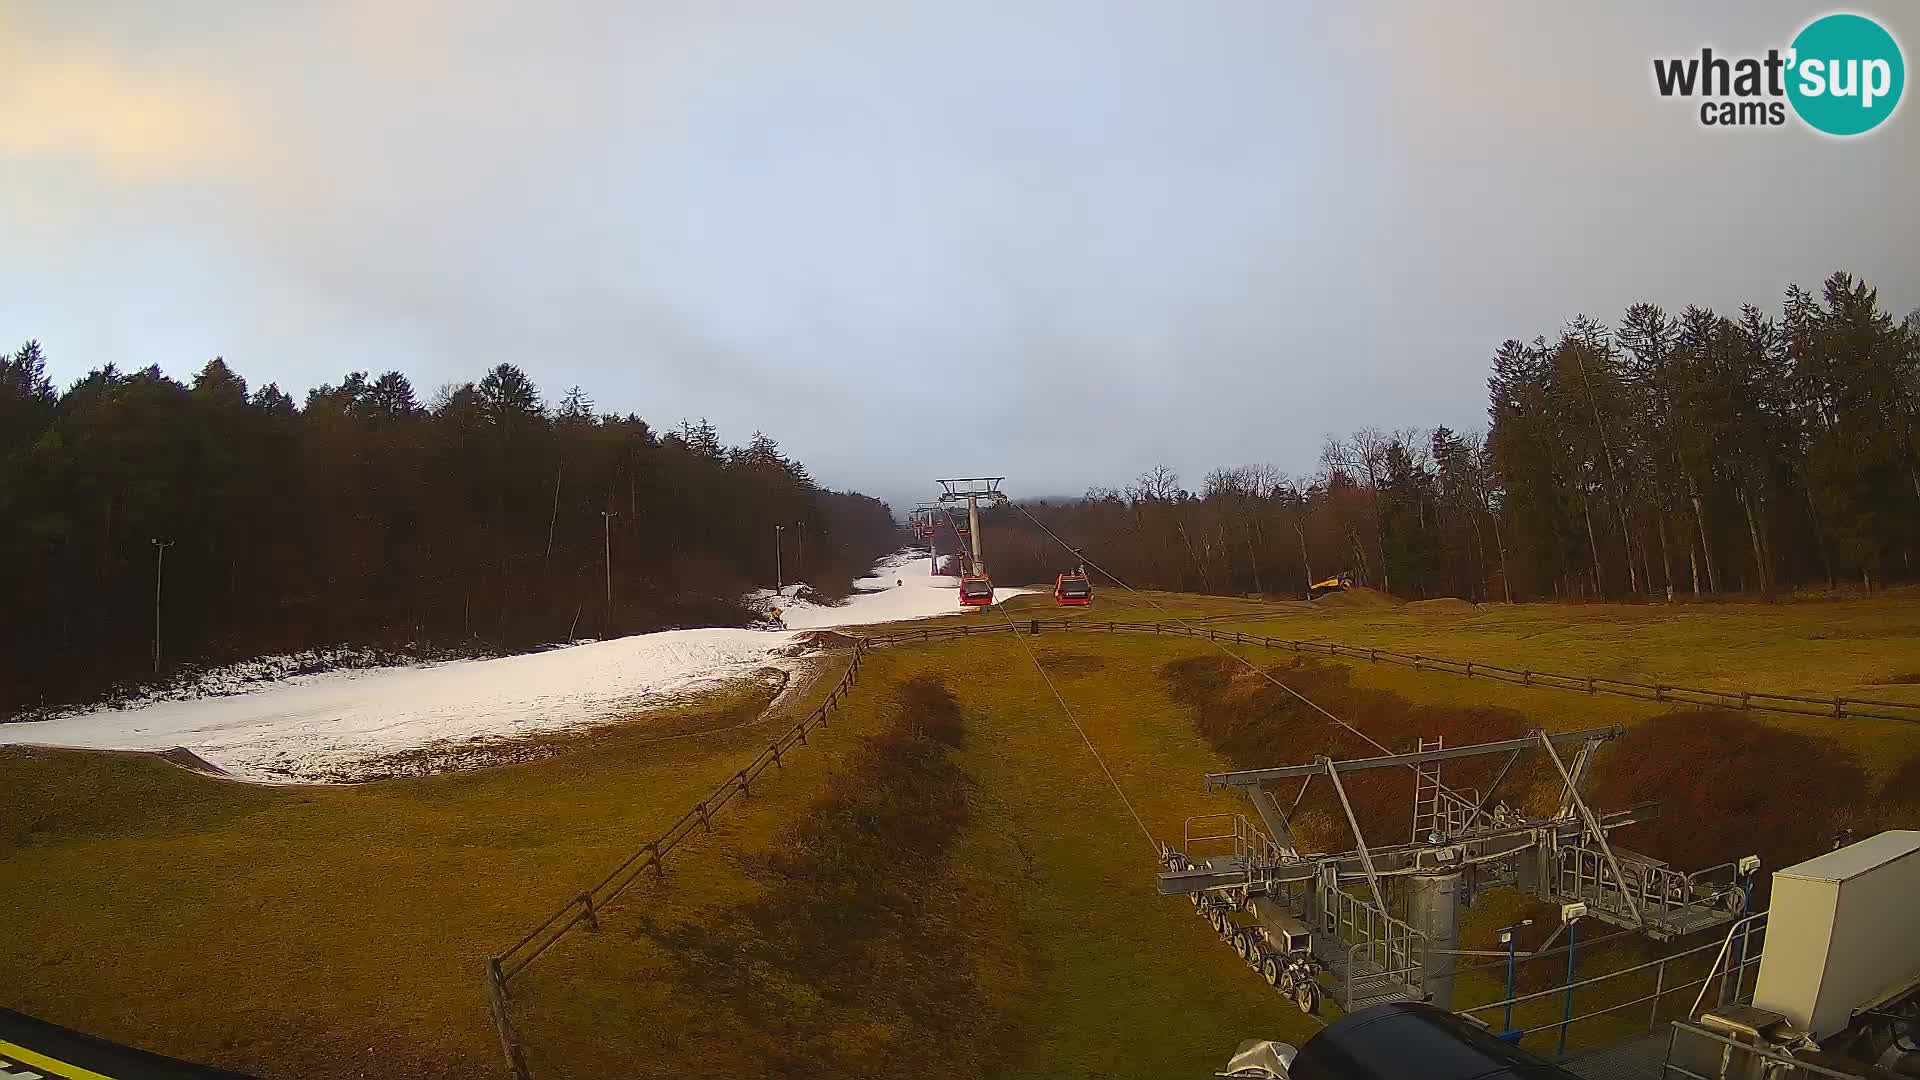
[3,1,1915,507]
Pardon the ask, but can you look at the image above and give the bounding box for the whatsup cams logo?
[1654,12,1904,135]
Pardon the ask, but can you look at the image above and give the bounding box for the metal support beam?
[1153,803,1659,897]
[1536,730,1643,928]
[1290,774,1315,816]
[1462,750,1523,831]
[1323,757,1390,918]
[1555,740,1600,820]
[1246,788,1298,857]
[1207,726,1623,788]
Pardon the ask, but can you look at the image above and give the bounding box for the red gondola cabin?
[1055,573,1092,606]
[958,575,995,606]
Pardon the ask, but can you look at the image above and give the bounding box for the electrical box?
[1753,831,1920,1040]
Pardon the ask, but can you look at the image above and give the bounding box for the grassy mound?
[1405,597,1478,614]
[1312,586,1399,609]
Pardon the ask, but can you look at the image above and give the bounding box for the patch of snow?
[1,629,806,784]
[744,549,1030,629]
[21,645,465,721]
[0,551,1027,785]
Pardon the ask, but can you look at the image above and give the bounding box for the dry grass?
[5,594,1919,1078]
[0,659,862,1080]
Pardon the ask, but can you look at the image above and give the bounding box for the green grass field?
[4,593,1918,1078]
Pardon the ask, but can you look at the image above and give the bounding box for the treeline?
[983,272,1919,601]
[0,352,898,711]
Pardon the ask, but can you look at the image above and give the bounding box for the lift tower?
[936,478,1007,579]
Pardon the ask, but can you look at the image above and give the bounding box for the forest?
[984,272,1920,602]
[4,270,1915,711]
[0,355,898,713]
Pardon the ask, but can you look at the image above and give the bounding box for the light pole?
[1497,918,1534,1039]
[601,511,617,633]
[151,538,174,674]
[774,524,785,591]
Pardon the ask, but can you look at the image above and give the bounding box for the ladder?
[1411,737,1444,843]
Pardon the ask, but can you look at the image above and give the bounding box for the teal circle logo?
[1787,13,1904,136]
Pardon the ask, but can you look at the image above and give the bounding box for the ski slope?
[1,550,1023,783]
[745,548,1028,628]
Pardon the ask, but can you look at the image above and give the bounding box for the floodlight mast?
[936,477,1007,579]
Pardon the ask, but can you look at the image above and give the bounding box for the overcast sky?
[4,2,1916,512]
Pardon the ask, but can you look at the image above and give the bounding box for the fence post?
[770,742,783,768]
[1030,619,1040,635]
[485,957,534,1080]
[698,800,711,832]
[578,892,599,932]
[1833,697,1845,718]
[1465,661,1474,678]
[1655,685,1666,701]
[737,768,752,797]
[651,841,665,879]
[1586,676,1595,695]
[1740,692,1750,710]
[1523,670,1532,686]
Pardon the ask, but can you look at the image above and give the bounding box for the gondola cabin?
[958,575,995,606]
[1055,573,1092,606]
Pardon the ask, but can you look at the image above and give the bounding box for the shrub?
[1586,710,1868,882]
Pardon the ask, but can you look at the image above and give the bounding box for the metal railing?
[1662,1018,1868,1080]
[1556,839,1744,932]
[1182,813,1288,865]
[859,616,1920,727]
[1320,882,1427,1011]
[1460,913,1768,1049]
[484,642,870,1079]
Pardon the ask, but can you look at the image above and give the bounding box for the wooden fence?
[859,616,1920,725]
[484,641,869,1078]
[481,611,1917,1075]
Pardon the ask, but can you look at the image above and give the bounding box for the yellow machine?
[1308,572,1353,599]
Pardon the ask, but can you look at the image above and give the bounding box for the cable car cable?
[936,497,1155,851]
[988,596,1159,854]
[1008,500,1481,805]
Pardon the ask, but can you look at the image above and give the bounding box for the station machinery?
[1157,727,1758,1016]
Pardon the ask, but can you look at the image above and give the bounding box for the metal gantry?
[1158,727,1758,1016]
